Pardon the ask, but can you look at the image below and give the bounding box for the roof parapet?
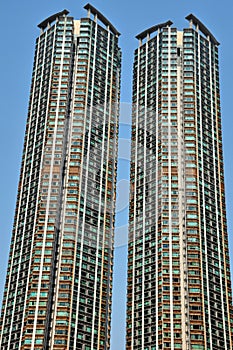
[38,9,69,30]
[84,3,120,36]
[185,14,219,46]
[136,20,173,41]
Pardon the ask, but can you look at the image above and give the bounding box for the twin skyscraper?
[1,4,232,350]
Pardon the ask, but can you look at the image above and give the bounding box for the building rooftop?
[186,14,219,45]
[135,14,219,46]
[38,9,69,29]
[136,20,173,40]
[84,3,120,36]
[37,4,120,37]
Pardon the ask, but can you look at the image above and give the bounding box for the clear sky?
[0,0,232,349]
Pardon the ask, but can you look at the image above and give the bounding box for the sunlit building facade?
[0,4,121,349]
[127,14,233,349]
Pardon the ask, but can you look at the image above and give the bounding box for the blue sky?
[0,0,232,348]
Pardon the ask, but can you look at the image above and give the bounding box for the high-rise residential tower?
[0,4,121,349]
[127,15,233,349]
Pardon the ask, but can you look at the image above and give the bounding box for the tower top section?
[136,20,173,41]
[38,9,69,30]
[84,3,120,36]
[136,14,219,46]
[186,14,219,45]
[37,4,120,37]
